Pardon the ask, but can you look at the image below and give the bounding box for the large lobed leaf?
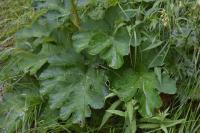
[112,69,176,117]
[72,5,131,69]
[39,66,107,124]
[112,70,161,117]
[38,49,107,124]
[73,28,130,69]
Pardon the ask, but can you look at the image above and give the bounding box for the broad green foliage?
[1,0,199,132]
[73,27,130,69]
[39,66,107,124]
[156,74,177,94]
[112,70,162,117]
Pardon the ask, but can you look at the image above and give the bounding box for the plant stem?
[71,0,80,30]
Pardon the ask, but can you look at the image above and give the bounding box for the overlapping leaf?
[38,48,107,123]
[73,5,131,69]
[156,74,177,94]
[39,66,107,124]
[73,28,130,69]
[112,70,162,117]
[17,0,71,40]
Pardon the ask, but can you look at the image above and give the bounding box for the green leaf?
[112,70,162,117]
[106,110,125,117]
[39,67,107,124]
[17,0,70,39]
[99,100,121,129]
[161,124,168,133]
[112,70,138,102]
[73,27,130,69]
[138,123,160,129]
[148,43,168,68]
[48,49,83,66]
[125,100,137,133]
[73,32,95,53]
[154,67,162,84]
[88,6,105,20]
[77,0,97,7]
[126,101,134,123]
[156,74,177,94]
[137,87,162,117]
[105,93,116,99]
[16,22,50,39]
[104,6,130,25]
[142,39,163,51]
[11,50,48,75]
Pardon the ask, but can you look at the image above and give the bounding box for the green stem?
[71,0,80,29]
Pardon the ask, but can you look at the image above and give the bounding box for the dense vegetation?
[0,0,200,132]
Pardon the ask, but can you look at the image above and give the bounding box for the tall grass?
[168,101,200,133]
[0,0,33,45]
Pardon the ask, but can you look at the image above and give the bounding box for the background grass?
[0,0,33,46]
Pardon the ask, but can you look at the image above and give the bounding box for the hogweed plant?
[0,0,199,132]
